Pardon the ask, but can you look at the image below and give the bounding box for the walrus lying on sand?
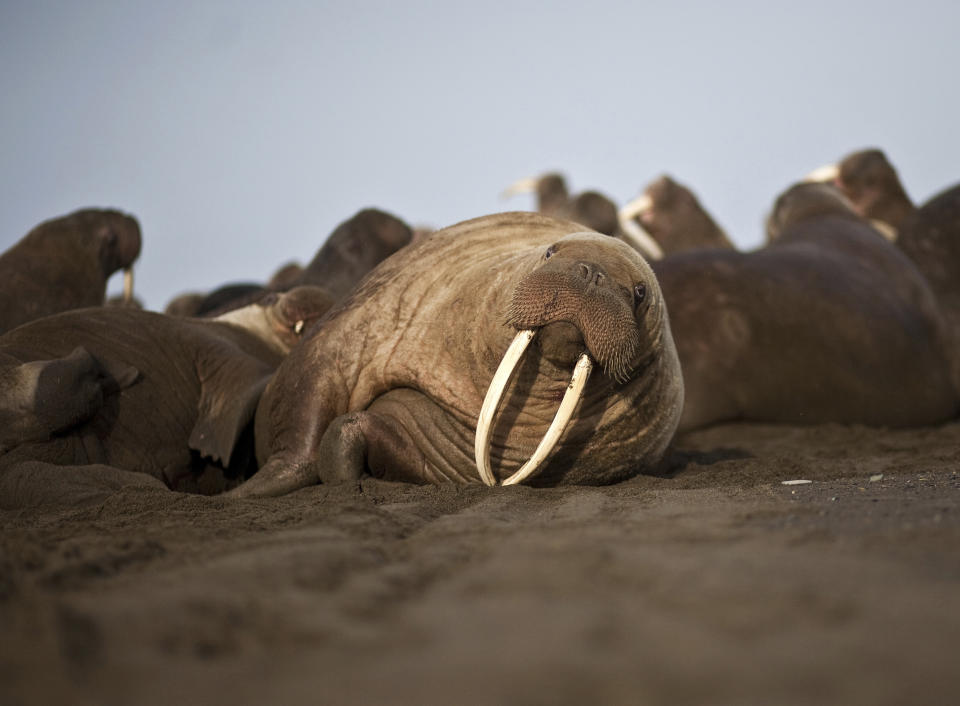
[0,287,333,497]
[231,212,684,497]
[656,182,957,432]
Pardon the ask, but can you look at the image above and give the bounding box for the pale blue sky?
[2,1,958,308]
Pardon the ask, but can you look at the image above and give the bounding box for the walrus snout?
[575,261,606,287]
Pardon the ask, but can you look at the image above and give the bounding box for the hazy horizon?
[2,1,958,309]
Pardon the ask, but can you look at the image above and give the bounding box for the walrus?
[0,208,141,333]
[807,148,960,310]
[164,208,413,317]
[655,182,957,432]
[503,172,664,260]
[619,175,735,255]
[0,286,333,497]
[230,212,683,497]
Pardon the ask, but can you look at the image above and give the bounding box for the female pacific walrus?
[655,182,957,432]
[0,208,141,333]
[231,212,684,497]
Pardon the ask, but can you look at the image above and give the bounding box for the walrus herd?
[0,146,958,503]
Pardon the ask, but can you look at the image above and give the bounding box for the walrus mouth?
[474,329,593,486]
[616,197,664,260]
[123,267,135,304]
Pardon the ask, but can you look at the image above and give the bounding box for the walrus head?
[476,232,666,486]
[765,182,863,242]
[86,210,142,304]
[804,148,914,232]
[213,286,334,354]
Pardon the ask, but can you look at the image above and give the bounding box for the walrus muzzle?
[474,329,593,486]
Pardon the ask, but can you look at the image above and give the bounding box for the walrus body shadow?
[233,212,683,497]
[657,183,957,432]
[0,209,142,334]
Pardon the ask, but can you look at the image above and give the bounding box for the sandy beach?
[2,420,959,706]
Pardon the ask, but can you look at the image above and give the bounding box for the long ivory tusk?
[475,329,536,485]
[123,267,135,304]
[501,352,593,486]
[617,198,664,261]
[620,193,653,222]
[501,176,540,200]
[804,163,840,183]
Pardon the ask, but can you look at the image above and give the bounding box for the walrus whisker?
[617,199,664,261]
[475,329,593,486]
[123,267,135,304]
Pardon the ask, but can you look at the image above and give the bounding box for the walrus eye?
[633,283,647,307]
[544,246,556,259]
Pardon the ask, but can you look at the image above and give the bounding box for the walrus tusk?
[123,267,135,304]
[474,329,593,486]
[502,352,592,486]
[501,176,539,200]
[804,163,840,183]
[617,197,664,261]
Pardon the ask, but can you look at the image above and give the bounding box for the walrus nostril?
[594,272,605,286]
[577,263,591,280]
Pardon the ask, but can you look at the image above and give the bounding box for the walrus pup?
[0,208,142,333]
[656,182,957,432]
[232,212,683,497]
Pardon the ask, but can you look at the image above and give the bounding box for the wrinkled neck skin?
[256,212,683,485]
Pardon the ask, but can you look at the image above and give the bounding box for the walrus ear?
[189,368,271,468]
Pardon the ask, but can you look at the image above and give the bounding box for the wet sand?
[2,421,959,705]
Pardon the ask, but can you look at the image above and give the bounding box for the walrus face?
[806,149,911,230]
[506,237,653,383]
[475,232,664,486]
[267,286,335,348]
[86,210,142,304]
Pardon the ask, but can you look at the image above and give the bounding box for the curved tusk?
[804,163,840,183]
[475,329,536,485]
[501,352,593,486]
[122,267,135,304]
[501,176,540,200]
[617,200,664,261]
[869,219,898,242]
[294,319,305,335]
[620,193,653,222]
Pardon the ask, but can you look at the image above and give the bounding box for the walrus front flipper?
[0,347,139,452]
[188,362,271,468]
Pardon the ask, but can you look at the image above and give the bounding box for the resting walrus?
[0,287,333,497]
[0,208,141,333]
[655,182,957,432]
[231,212,684,497]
